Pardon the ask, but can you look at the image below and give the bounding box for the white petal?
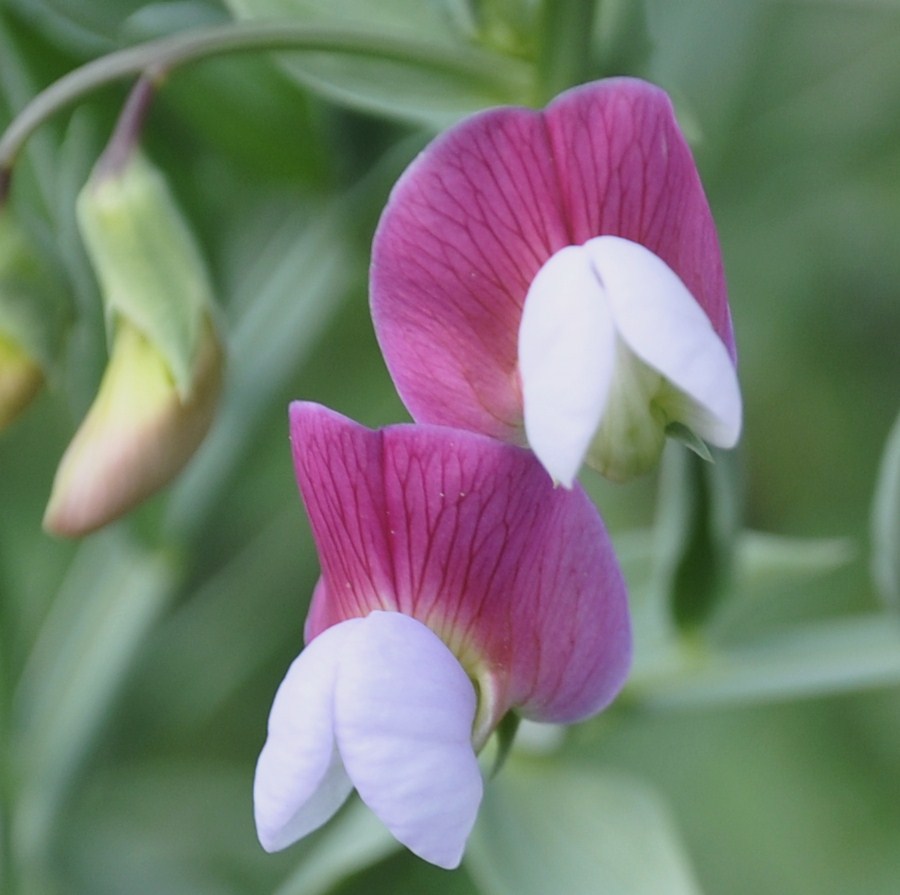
[518,245,617,486]
[334,611,482,869]
[584,236,741,447]
[253,620,362,852]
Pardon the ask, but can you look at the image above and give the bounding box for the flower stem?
[93,75,156,179]
[0,21,525,177]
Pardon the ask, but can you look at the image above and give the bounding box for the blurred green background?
[1,1,899,893]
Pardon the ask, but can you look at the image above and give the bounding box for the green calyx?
[76,151,214,399]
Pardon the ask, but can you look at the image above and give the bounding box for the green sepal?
[665,421,713,463]
[76,151,213,398]
[488,711,521,778]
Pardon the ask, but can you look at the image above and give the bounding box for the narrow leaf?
[630,614,900,710]
[11,531,175,854]
[467,761,703,895]
[654,444,740,630]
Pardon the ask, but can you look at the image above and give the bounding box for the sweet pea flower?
[371,77,741,486]
[254,402,631,868]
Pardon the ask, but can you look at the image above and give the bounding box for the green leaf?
[654,443,740,631]
[871,410,900,608]
[736,531,856,586]
[3,0,121,58]
[10,530,175,858]
[467,761,703,895]
[629,614,900,710]
[488,711,522,777]
[223,0,532,126]
[709,531,857,637]
[128,507,315,731]
[64,760,281,895]
[665,421,713,463]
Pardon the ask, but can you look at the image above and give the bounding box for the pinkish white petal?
[291,402,631,735]
[253,620,359,852]
[335,611,481,869]
[518,245,616,487]
[584,236,741,447]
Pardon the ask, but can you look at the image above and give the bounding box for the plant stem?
[93,75,156,179]
[0,21,526,176]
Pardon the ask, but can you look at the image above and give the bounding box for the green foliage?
[467,760,702,895]
[223,0,533,125]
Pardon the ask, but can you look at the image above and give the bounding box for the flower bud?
[44,149,223,536]
[43,318,222,537]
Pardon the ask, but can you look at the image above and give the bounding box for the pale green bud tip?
[0,331,43,432]
[43,318,223,538]
[77,151,214,398]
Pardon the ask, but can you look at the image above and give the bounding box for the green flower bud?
[76,150,214,399]
[44,148,224,536]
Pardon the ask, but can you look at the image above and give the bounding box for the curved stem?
[0,21,526,174]
[94,75,156,179]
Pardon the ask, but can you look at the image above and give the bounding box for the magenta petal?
[291,402,631,730]
[303,576,329,644]
[371,105,569,443]
[544,79,733,355]
[371,77,733,440]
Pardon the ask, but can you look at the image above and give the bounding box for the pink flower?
[371,77,741,485]
[254,402,631,868]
